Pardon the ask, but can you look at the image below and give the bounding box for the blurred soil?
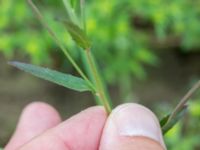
[0,50,200,146]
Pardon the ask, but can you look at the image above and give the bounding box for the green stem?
[28,0,95,91]
[80,0,86,32]
[63,0,79,25]
[164,80,200,128]
[79,0,111,112]
[85,49,112,113]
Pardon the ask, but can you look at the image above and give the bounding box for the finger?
[99,103,166,150]
[19,106,107,150]
[5,102,61,150]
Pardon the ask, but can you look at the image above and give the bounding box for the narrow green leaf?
[0,148,4,150]
[160,105,188,134]
[9,61,92,92]
[62,20,91,49]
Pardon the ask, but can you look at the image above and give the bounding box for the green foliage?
[25,0,112,113]
[0,0,158,88]
[1,0,200,90]
[0,0,51,64]
[85,0,158,84]
[9,61,92,92]
[129,0,200,49]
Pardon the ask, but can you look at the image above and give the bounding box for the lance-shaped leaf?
[62,20,91,49]
[160,105,188,134]
[9,62,92,92]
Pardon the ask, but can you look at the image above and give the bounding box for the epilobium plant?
[7,0,200,143]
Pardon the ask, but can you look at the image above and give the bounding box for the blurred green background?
[0,0,200,149]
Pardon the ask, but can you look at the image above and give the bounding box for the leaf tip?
[8,61,15,66]
[8,61,19,67]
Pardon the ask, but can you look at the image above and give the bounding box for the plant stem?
[28,0,95,91]
[79,0,112,113]
[165,80,200,128]
[85,49,112,113]
[63,0,79,25]
[80,0,86,32]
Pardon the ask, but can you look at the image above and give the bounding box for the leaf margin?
[9,61,92,92]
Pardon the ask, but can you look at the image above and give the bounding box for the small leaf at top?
[62,20,91,49]
[9,61,92,92]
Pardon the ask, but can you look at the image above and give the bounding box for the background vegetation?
[0,0,200,149]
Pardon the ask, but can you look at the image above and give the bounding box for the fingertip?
[5,101,61,150]
[18,106,108,150]
[79,106,107,119]
[21,101,62,125]
[100,103,166,150]
[53,105,107,149]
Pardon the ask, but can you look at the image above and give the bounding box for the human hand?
[4,102,166,150]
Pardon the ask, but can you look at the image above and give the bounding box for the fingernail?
[112,103,166,149]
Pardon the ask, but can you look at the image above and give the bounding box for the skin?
[4,102,165,150]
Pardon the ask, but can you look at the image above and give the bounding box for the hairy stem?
[85,49,112,113]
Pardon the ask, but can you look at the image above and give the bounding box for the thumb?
[99,103,166,150]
